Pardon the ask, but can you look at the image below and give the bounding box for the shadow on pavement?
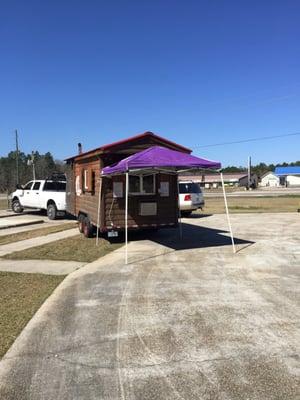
[150,223,254,250]
[183,213,213,219]
[123,223,254,265]
[127,222,254,251]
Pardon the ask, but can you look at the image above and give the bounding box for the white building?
[260,172,280,187]
[286,175,300,186]
[275,166,300,187]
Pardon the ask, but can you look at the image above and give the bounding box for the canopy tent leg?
[220,172,236,253]
[177,177,183,239]
[96,176,102,246]
[125,172,129,264]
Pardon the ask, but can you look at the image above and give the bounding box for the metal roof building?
[275,166,300,176]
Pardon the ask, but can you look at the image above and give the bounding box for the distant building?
[275,166,300,187]
[260,171,280,187]
[238,173,258,189]
[179,172,258,189]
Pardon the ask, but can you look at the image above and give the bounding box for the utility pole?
[15,130,19,185]
[248,156,251,189]
[27,151,36,180]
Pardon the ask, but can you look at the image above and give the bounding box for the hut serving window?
[129,174,155,195]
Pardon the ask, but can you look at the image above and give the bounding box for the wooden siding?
[66,157,103,226]
[102,174,178,230]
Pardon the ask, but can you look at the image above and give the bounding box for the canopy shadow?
[128,222,254,251]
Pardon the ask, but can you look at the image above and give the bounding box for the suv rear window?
[43,181,66,192]
[179,183,202,194]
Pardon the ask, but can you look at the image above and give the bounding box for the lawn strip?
[200,195,300,214]
[0,271,64,358]
[0,199,8,210]
[0,222,77,246]
[4,234,123,263]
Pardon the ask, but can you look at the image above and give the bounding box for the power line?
[191,131,300,149]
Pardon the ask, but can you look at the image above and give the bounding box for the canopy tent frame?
[96,145,235,263]
[97,167,236,264]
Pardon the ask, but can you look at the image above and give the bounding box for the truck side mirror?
[16,184,23,190]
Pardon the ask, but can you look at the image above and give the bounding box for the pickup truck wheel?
[47,203,57,220]
[83,217,94,238]
[12,199,23,213]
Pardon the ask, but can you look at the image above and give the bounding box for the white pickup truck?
[10,178,66,220]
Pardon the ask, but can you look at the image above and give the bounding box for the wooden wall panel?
[72,157,102,225]
[102,174,178,230]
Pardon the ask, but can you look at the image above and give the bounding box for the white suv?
[10,178,66,220]
[179,181,204,217]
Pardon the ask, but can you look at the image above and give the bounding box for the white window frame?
[129,173,156,195]
[84,170,88,190]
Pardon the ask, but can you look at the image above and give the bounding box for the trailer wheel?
[83,217,94,238]
[181,210,192,217]
[78,214,85,233]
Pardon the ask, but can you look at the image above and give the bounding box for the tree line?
[1,148,300,193]
[0,151,65,193]
[222,161,300,177]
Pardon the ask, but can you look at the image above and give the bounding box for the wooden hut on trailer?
[65,132,192,237]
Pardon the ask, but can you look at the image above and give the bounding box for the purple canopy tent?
[97,146,235,263]
[102,146,221,174]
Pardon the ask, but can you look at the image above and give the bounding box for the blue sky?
[1,0,299,167]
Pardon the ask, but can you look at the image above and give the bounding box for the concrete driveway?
[0,213,299,399]
[0,210,74,233]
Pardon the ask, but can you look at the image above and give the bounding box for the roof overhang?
[65,131,192,162]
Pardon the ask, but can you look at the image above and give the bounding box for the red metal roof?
[65,131,191,161]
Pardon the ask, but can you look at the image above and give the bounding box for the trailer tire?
[78,214,85,233]
[83,217,94,238]
[181,210,192,217]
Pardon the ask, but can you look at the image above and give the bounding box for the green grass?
[4,234,123,263]
[0,271,64,358]
[259,194,300,199]
[200,195,300,214]
[228,205,263,210]
[0,222,77,246]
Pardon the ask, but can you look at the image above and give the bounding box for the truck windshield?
[179,183,202,194]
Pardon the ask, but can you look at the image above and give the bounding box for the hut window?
[81,170,85,192]
[81,169,88,192]
[75,175,82,195]
[129,174,155,195]
[143,175,155,193]
[84,170,88,190]
[91,171,96,194]
[129,176,140,193]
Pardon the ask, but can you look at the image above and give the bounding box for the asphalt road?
[0,213,299,399]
